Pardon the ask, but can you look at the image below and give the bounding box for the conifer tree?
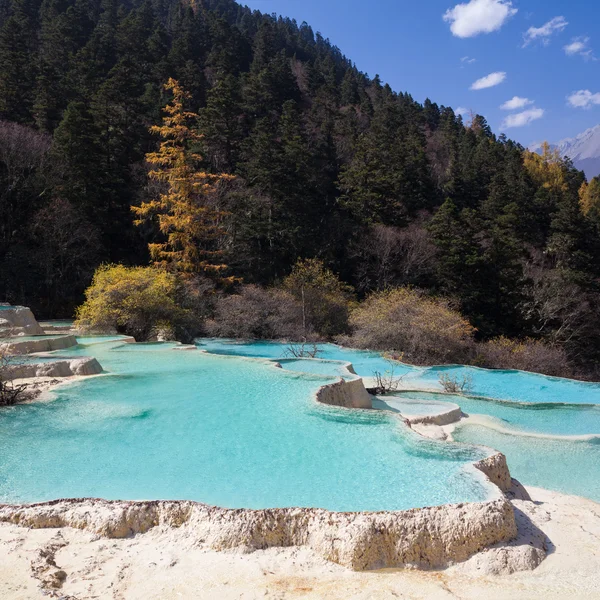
[0,0,38,122]
[133,78,234,281]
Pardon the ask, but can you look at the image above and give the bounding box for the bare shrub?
[205,285,306,340]
[343,287,475,365]
[438,373,473,395]
[285,340,320,359]
[373,359,404,395]
[352,221,436,293]
[0,340,27,406]
[0,121,51,255]
[477,336,572,378]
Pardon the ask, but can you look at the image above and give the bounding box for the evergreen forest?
[1,0,600,375]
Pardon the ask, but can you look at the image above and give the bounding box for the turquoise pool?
[453,425,600,500]
[394,391,600,437]
[198,339,600,405]
[198,339,600,503]
[197,339,417,380]
[0,341,491,510]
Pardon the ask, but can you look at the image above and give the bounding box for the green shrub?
[282,259,355,338]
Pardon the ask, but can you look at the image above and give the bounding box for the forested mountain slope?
[0,0,599,372]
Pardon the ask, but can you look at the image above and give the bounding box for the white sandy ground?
[0,485,599,600]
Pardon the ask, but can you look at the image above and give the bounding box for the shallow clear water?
[39,320,75,327]
[454,425,600,501]
[75,335,131,345]
[0,342,491,510]
[373,395,458,416]
[395,391,600,437]
[198,339,416,379]
[418,365,600,405]
[197,339,600,503]
[7,334,71,342]
[198,339,600,405]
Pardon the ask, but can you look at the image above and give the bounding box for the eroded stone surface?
[3,334,78,355]
[0,496,517,571]
[5,357,102,379]
[0,306,45,336]
[316,378,372,409]
[473,453,513,493]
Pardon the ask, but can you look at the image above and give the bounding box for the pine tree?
[0,0,38,122]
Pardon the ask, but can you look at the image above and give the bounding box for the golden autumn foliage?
[74,264,189,341]
[579,178,600,218]
[132,78,235,281]
[477,336,571,378]
[522,142,567,193]
[344,287,475,365]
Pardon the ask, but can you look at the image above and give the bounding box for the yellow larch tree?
[523,142,567,193]
[132,78,235,281]
[579,178,600,219]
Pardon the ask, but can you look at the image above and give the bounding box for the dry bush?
[285,340,320,358]
[372,359,404,394]
[352,221,436,293]
[342,287,475,365]
[205,285,307,340]
[0,340,27,406]
[439,373,474,395]
[477,336,572,378]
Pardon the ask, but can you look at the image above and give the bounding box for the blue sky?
[241,0,599,146]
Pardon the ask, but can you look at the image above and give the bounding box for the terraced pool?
[0,339,492,510]
[3,336,600,507]
[199,339,600,502]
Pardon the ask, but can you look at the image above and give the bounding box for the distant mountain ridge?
[530,125,600,180]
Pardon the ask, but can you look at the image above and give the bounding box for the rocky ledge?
[0,494,516,571]
[5,357,102,379]
[316,377,372,409]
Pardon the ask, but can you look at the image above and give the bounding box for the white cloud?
[564,37,594,59]
[501,108,545,129]
[523,16,568,46]
[470,71,506,90]
[567,90,600,109]
[500,96,534,110]
[443,0,517,38]
[455,106,470,116]
[461,56,477,64]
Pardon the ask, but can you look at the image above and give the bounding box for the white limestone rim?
[446,411,600,442]
[1,334,78,354]
[0,494,517,571]
[4,356,102,380]
[373,396,463,426]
